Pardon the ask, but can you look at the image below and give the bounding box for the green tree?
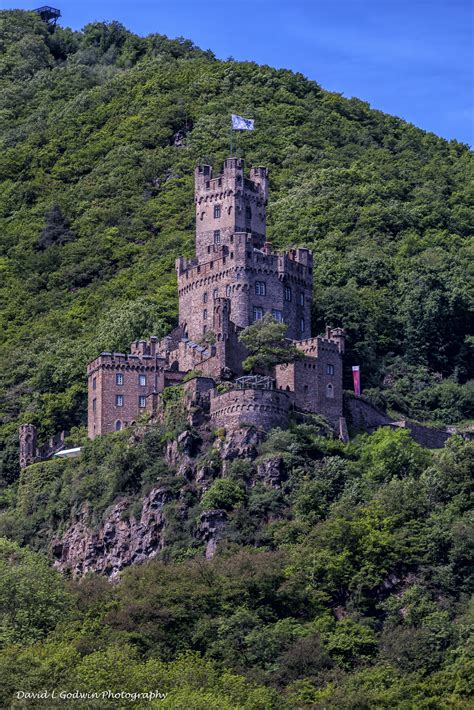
[0,538,71,646]
[239,314,303,372]
[201,479,245,511]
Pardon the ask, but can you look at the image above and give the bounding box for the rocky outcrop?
[255,456,286,488]
[52,487,170,578]
[198,509,227,559]
[50,425,271,577]
[216,425,264,464]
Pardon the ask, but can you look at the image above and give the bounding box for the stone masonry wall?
[177,235,313,342]
[274,335,344,425]
[209,388,290,430]
[194,158,268,261]
[87,353,166,438]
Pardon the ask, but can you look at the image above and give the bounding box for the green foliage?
[0,11,472,707]
[0,538,71,647]
[37,205,76,250]
[239,313,304,371]
[201,479,245,511]
[356,427,431,483]
[0,435,472,707]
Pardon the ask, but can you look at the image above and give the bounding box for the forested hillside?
[0,11,473,709]
[1,426,473,707]
[0,11,472,483]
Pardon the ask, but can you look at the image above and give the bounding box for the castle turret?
[194,157,267,260]
[19,424,38,468]
[329,327,346,354]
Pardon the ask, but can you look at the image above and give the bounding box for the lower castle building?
[87,158,346,439]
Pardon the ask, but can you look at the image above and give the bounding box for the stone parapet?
[209,388,290,430]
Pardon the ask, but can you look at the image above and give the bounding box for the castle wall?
[344,394,393,434]
[209,388,290,430]
[19,424,67,469]
[177,235,313,342]
[344,395,452,449]
[390,420,451,449]
[274,335,344,425]
[87,352,166,439]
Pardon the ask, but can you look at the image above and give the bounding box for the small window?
[139,374,147,386]
[255,281,266,296]
[230,235,234,243]
[214,204,221,219]
[272,309,283,322]
[214,229,221,244]
[327,364,335,375]
[300,318,305,333]
[203,325,207,333]
[203,308,208,320]
[299,293,305,306]
[207,245,211,254]
[92,398,96,412]
[326,383,334,399]
[213,288,218,299]
[116,373,124,386]
[226,285,232,297]
[284,286,292,302]
[115,420,122,431]
[116,394,124,407]
[139,395,146,408]
[253,307,264,321]
[203,292,208,303]
[92,377,96,391]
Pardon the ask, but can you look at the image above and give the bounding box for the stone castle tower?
[177,158,313,342]
[85,158,345,439]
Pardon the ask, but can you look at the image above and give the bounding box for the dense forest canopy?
[0,11,473,481]
[1,425,473,707]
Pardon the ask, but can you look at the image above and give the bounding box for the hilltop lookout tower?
[34,6,61,25]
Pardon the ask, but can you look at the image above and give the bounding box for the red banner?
[352,366,361,397]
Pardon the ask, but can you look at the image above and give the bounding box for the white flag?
[231,114,255,130]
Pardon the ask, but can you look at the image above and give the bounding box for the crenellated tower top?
[194,158,268,261]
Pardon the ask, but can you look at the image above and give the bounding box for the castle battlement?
[80,158,344,441]
[209,387,290,430]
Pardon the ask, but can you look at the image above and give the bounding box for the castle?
[19,157,462,469]
[86,158,346,439]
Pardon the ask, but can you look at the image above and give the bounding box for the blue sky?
[7,0,473,144]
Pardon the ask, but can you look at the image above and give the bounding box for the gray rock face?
[256,457,286,487]
[198,509,227,559]
[52,487,170,578]
[51,424,264,577]
[217,425,264,462]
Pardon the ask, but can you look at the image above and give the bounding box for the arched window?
[326,383,334,399]
[115,420,122,431]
